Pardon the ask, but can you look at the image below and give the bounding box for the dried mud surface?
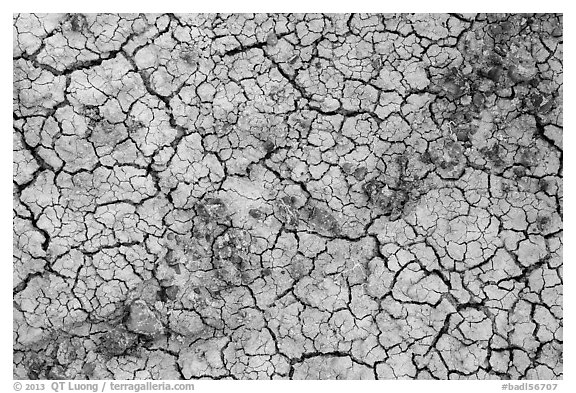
[13,13,562,380]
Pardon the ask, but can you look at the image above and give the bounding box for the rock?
[353,167,367,180]
[309,206,340,234]
[266,32,278,46]
[56,340,77,365]
[125,300,164,337]
[487,66,503,82]
[472,92,485,107]
[249,208,264,219]
[456,130,470,142]
[196,198,227,221]
[100,327,137,356]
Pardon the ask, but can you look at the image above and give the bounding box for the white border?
[3,4,573,393]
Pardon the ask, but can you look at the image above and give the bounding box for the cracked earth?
[13,13,562,380]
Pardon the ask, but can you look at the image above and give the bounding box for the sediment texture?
[13,13,562,380]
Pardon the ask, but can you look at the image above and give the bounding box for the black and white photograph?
[7,5,571,392]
